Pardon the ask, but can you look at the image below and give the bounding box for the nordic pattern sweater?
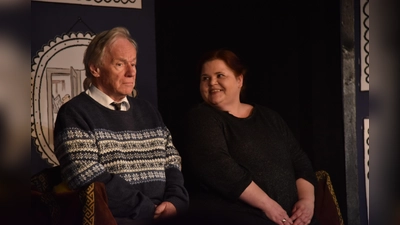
[54,92,189,221]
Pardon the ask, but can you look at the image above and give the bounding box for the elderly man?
[54,27,189,224]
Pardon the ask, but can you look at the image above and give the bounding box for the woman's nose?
[209,77,218,85]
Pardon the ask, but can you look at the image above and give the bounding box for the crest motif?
[31,32,95,166]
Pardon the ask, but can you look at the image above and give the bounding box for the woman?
[179,49,320,225]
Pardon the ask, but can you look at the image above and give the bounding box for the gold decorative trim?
[80,183,95,225]
[316,170,344,225]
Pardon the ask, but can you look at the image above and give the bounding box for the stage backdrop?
[31,0,157,175]
[357,0,369,224]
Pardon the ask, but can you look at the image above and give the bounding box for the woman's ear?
[237,74,244,88]
[89,64,100,77]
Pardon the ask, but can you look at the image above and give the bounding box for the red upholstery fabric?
[31,166,117,225]
[314,170,344,225]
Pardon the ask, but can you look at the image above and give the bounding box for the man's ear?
[89,64,100,77]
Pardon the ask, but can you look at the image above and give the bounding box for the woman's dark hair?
[197,48,247,78]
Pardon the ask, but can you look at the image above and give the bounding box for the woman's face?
[200,59,243,110]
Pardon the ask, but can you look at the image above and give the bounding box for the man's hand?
[153,201,177,220]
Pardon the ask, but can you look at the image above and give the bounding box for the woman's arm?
[290,178,315,225]
[271,110,316,224]
[296,178,315,202]
[180,107,253,200]
[239,181,293,225]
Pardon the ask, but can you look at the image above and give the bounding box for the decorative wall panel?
[363,118,369,219]
[32,0,142,9]
[360,0,369,91]
[31,32,94,166]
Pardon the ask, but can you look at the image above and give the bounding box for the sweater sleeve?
[271,110,317,187]
[54,105,155,220]
[162,130,190,214]
[180,106,253,200]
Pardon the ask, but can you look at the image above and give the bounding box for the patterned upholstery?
[31,166,117,225]
[315,170,344,225]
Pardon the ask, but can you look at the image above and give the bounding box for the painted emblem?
[31,32,94,166]
[32,0,142,9]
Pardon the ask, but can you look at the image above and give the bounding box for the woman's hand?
[262,198,293,225]
[291,178,315,225]
[290,198,314,225]
[153,201,177,220]
[239,181,293,225]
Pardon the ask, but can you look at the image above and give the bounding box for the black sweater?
[179,102,317,224]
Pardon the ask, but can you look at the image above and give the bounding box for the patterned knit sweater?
[54,92,189,221]
[179,103,317,224]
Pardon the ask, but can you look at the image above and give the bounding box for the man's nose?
[126,65,136,77]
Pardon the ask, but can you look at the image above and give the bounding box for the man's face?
[92,37,137,102]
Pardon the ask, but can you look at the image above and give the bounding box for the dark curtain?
[154,0,347,224]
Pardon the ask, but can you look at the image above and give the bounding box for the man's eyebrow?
[115,57,136,62]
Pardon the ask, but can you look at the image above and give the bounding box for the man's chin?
[124,89,135,97]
